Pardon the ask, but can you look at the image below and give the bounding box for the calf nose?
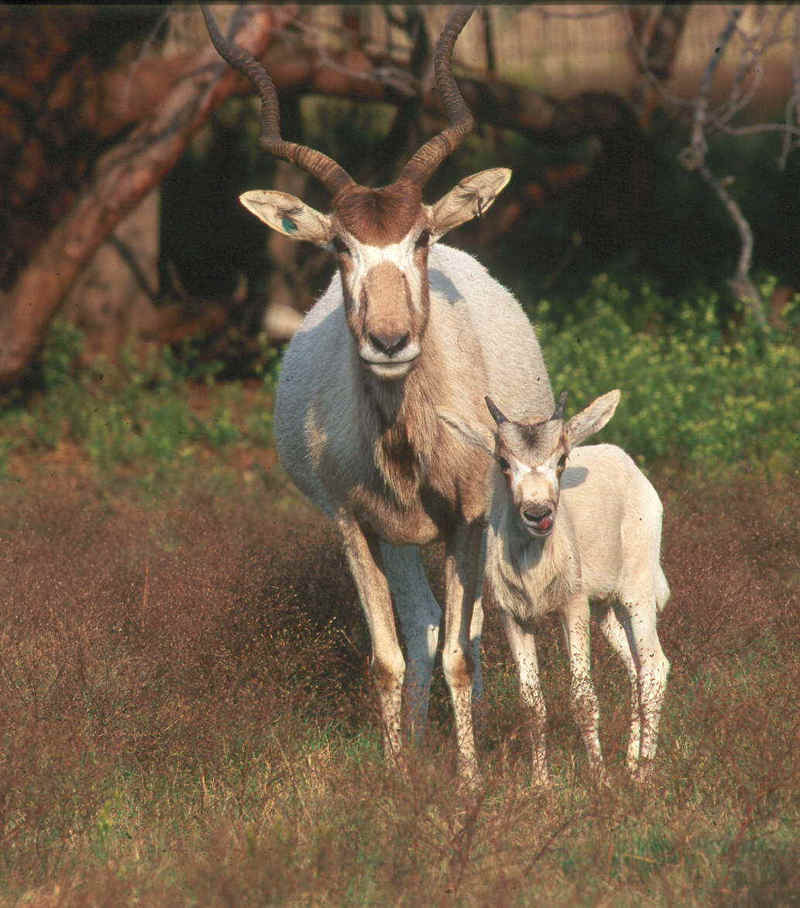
[368,331,410,357]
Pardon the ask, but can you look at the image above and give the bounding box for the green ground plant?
[2,276,796,486]
[0,322,278,490]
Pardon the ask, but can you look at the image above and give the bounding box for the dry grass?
[0,456,797,905]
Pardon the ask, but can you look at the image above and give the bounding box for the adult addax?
[202,5,554,782]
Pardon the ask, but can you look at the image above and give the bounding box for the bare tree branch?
[681,7,744,172]
[717,122,800,138]
[698,164,766,332]
[779,6,800,169]
[672,8,767,330]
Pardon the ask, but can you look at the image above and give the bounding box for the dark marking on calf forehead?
[333,181,423,246]
[499,419,564,463]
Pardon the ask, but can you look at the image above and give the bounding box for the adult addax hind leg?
[380,542,441,745]
[382,541,485,747]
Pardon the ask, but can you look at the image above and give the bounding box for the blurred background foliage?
[1,4,798,477]
[163,100,800,327]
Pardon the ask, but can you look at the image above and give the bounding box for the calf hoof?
[632,759,655,789]
[531,767,552,792]
[590,765,611,790]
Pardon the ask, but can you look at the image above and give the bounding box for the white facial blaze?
[341,230,424,318]
[506,454,532,499]
[506,454,559,510]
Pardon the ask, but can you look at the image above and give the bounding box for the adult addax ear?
[564,390,621,448]
[239,190,333,245]
[427,168,512,242]
[437,409,495,456]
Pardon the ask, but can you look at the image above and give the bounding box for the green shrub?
[39,319,85,391]
[2,280,796,481]
[537,275,799,473]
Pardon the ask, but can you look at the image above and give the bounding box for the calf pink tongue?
[538,516,553,531]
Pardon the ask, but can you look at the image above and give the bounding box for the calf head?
[438,390,621,537]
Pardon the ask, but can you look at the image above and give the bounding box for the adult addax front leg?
[379,542,441,746]
[338,517,405,763]
[442,522,484,785]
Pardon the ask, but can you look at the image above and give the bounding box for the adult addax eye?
[497,456,510,472]
[415,229,431,249]
[332,236,350,256]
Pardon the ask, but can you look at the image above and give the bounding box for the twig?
[107,234,160,303]
[122,7,172,116]
[624,11,697,116]
[716,122,800,138]
[715,7,791,127]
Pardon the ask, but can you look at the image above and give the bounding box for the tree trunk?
[60,190,162,365]
[0,6,284,388]
[0,5,659,385]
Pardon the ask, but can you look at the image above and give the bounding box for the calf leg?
[621,600,670,783]
[561,596,605,780]
[594,604,641,775]
[502,611,550,788]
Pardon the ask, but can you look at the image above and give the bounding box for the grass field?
[0,431,796,905]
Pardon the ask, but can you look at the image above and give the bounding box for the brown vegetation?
[0,454,796,903]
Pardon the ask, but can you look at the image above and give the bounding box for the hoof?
[457,769,485,798]
[531,769,552,792]
[631,760,655,789]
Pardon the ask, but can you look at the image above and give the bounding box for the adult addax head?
[202,5,510,380]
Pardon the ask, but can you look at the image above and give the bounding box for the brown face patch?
[333,181,424,246]
[499,418,565,466]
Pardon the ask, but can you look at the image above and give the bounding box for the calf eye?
[497,456,510,471]
[332,236,350,256]
[557,454,567,470]
[415,229,431,248]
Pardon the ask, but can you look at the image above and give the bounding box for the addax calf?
[440,390,670,785]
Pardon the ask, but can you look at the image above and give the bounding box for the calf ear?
[239,190,333,245]
[565,390,621,448]
[437,409,495,456]
[427,168,512,241]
